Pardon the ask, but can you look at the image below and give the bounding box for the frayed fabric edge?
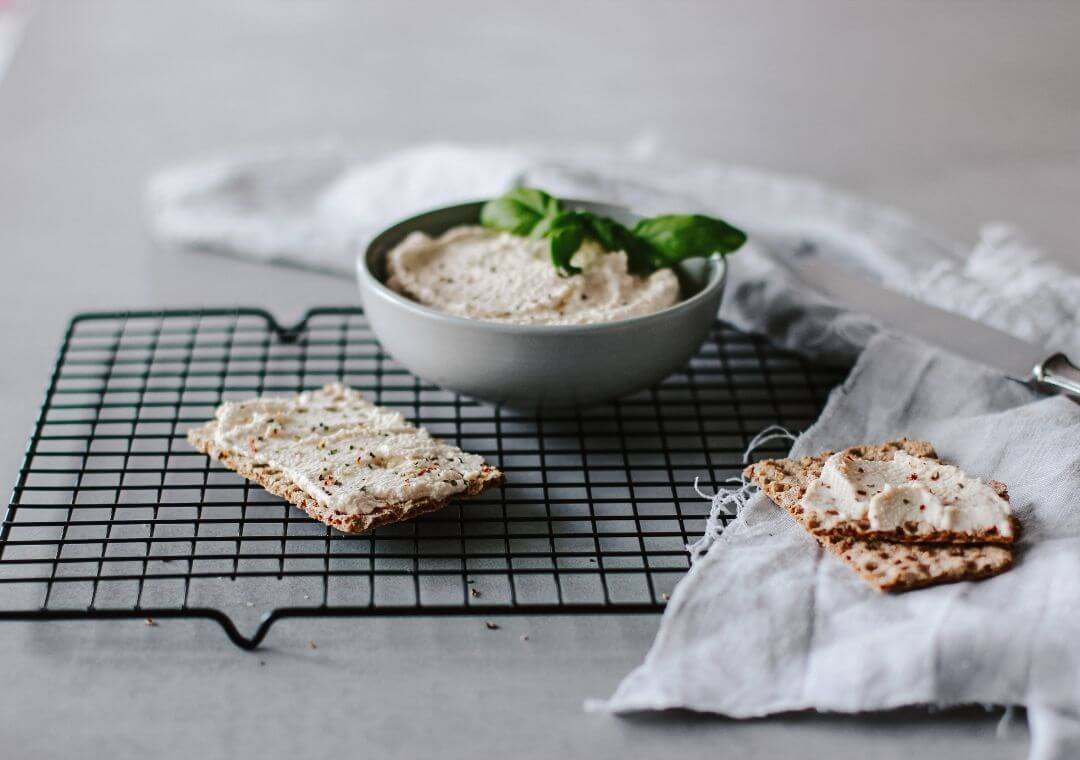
[686,425,798,561]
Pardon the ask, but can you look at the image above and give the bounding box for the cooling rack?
[0,307,848,648]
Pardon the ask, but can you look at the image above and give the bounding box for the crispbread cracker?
[762,440,1016,545]
[187,420,502,536]
[744,439,1013,592]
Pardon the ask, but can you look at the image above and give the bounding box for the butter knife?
[789,255,1080,399]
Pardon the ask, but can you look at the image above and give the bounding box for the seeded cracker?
[744,440,1014,592]
[792,441,1016,545]
[187,384,502,534]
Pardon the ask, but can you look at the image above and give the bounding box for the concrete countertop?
[2,1,1077,757]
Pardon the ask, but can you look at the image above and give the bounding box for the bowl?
[356,199,728,408]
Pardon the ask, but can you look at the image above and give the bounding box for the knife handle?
[1035,353,1080,399]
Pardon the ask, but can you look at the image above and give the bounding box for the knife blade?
[787,254,1080,399]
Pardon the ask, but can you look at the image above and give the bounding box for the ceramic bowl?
[357,200,727,408]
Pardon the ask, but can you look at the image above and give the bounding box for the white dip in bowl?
[385,226,680,326]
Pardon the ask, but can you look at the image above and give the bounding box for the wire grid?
[0,308,849,648]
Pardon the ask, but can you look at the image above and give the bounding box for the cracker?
[744,439,1013,592]
[187,411,502,536]
[761,440,1015,545]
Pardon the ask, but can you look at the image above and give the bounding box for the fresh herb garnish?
[478,187,561,236]
[544,211,589,275]
[480,188,745,276]
[632,214,746,267]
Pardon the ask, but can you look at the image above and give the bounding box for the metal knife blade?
[787,255,1080,398]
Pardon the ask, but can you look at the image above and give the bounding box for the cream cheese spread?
[210,383,490,516]
[385,225,681,325]
[800,450,1014,537]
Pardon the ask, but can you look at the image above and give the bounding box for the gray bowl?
[356,200,727,408]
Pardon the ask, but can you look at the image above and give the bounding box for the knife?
[788,255,1080,399]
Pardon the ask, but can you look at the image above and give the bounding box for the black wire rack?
[0,307,848,649]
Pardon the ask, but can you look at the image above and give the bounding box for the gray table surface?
[3,1,1078,757]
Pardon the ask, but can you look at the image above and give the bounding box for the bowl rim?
[357,199,729,336]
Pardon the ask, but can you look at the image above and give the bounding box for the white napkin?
[599,336,1080,760]
[146,142,530,271]
[146,143,1080,758]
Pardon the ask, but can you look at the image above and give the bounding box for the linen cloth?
[602,337,1080,760]
[146,143,1080,758]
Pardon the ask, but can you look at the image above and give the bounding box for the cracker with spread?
[187,383,502,534]
[745,440,1016,592]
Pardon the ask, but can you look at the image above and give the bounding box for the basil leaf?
[529,212,560,240]
[482,189,745,277]
[510,187,561,218]
[580,213,624,250]
[582,213,654,275]
[480,188,561,236]
[546,212,587,275]
[632,214,746,265]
